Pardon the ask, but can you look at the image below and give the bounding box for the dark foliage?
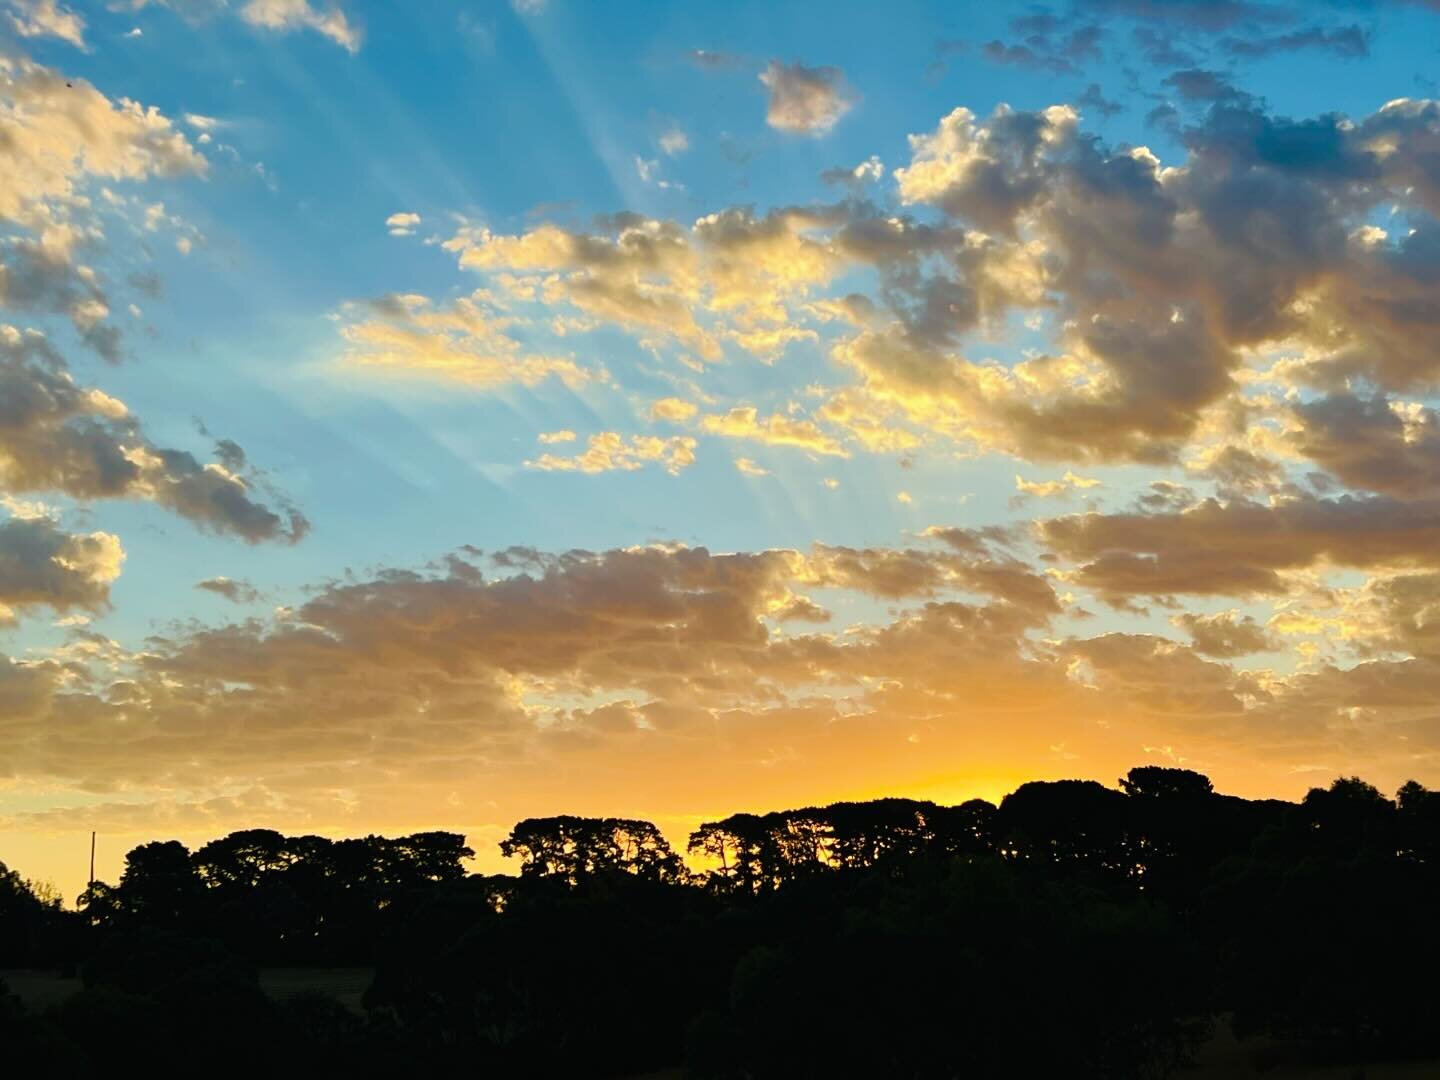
[5,769,1440,1076]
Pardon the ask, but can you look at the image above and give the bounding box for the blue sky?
[7,0,1440,898]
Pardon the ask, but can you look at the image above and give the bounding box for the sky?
[5,0,1440,901]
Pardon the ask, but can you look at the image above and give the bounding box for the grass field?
[1180,1017,1440,1077]
[6,972,1439,1076]
[2,967,375,1014]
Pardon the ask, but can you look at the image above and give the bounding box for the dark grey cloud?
[195,576,261,603]
[1290,394,1440,499]
[1220,23,1369,58]
[1041,494,1440,600]
[0,239,122,362]
[1171,610,1280,656]
[981,20,1105,75]
[0,324,307,543]
[0,514,122,619]
[1162,67,1242,101]
[1078,83,1125,118]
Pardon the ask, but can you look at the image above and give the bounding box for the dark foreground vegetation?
[5,767,1440,1077]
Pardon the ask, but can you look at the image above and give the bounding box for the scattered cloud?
[119,0,361,50]
[1015,472,1102,500]
[6,0,86,48]
[1220,24,1368,60]
[238,0,361,52]
[0,325,308,543]
[0,514,122,620]
[759,61,855,136]
[700,406,849,457]
[386,211,421,237]
[337,292,602,390]
[659,123,689,156]
[1171,609,1279,658]
[650,397,699,423]
[687,48,742,71]
[526,432,697,475]
[195,576,261,603]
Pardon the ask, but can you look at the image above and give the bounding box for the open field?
[1181,1018,1440,1078]
[3,967,374,1014]
[7,971,1440,1077]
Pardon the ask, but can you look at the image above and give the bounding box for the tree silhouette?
[501,816,684,884]
[9,765,1440,1075]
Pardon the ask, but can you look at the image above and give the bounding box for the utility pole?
[89,831,95,888]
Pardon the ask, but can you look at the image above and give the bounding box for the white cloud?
[386,210,422,237]
[6,0,86,48]
[659,124,689,156]
[238,0,362,52]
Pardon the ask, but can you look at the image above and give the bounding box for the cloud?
[415,95,1440,477]
[1073,0,1275,30]
[650,397,699,423]
[119,0,360,49]
[0,514,123,620]
[659,124,689,157]
[386,211,421,237]
[700,406,849,457]
[237,0,361,51]
[537,429,576,444]
[1288,394,1440,499]
[981,22,1104,76]
[0,53,207,232]
[687,48,742,71]
[1162,68,1240,102]
[1219,25,1368,60]
[337,292,602,390]
[1040,494,1440,602]
[895,103,1079,233]
[821,155,885,188]
[44,531,1433,861]
[0,53,212,363]
[442,208,849,361]
[6,0,86,48]
[1015,471,1102,500]
[1077,83,1124,119]
[734,457,769,477]
[1,238,122,361]
[1171,609,1279,657]
[12,519,1440,845]
[0,534,1068,801]
[758,61,855,136]
[0,325,307,543]
[195,576,260,603]
[526,432,698,476]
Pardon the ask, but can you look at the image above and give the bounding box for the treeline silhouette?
[5,767,1440,1076]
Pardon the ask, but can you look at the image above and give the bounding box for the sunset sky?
[6,0,1440,901]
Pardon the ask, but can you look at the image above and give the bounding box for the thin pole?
[89,831,95,887]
